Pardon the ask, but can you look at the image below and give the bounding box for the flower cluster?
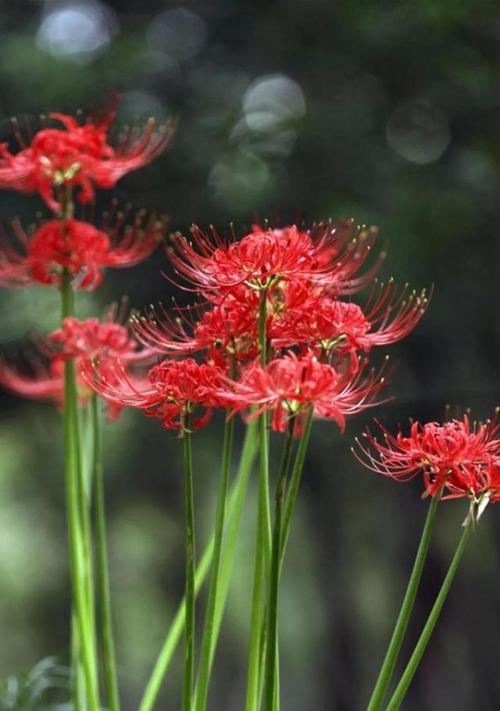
[0,99,169,417]
[85,221,427,433]
[354,414,500,519]
[0,100,426,437]
[1,98,472,711]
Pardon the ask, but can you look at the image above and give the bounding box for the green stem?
[366,491,442,711]
[60,274,100,711]
[139,543,212,711]
[92,393,120,711]
[263,421,294,711]
[182,413,196,711]
[137,420,258,711]
[194,415,234,711]
[258,288,268,369]
[245,290,272,711]
[76,389,98,680]
[71,613,85,711]
[279,408,313,566]
[208,419,258,664]
[385,521,473,711]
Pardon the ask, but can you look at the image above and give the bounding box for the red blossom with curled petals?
[354,414,500,499]
[0,212,165,290]
[49,313,154,365]
[0,312,151,420]
[0,109,174,213]
[271,281,429,369]
[81,357,228,431]
[167,221,383,299]
[222,353,387,435]
[271,297,371,366]
[132,289,261,365]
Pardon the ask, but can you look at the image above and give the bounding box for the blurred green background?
[0,0,499,709]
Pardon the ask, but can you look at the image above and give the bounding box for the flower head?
[49,311,152,364]
[354,414,500,499]
[167,221,382,299]
[0,110,174,212]
[271,280,429,369]
[0,310,150,420]
[131,290,261,365]
[0,211,165,290]
[81,357,227,431]
[223,353,387,435]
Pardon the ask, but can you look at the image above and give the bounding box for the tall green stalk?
[194,415,234,711]
[263,420,294,711]
[92,393,120,711]
[209,419,258,666]
[366,492,442,711]
[280,408,313,566]
[60,273,100,711]
[76,390,98,684]
[182,412,196,711]
[71,613,85,711]
[245,290,272,711]
[137,420,258,711]
[385,521,473,711]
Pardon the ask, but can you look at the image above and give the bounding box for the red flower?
[0,212,165,290]
[0,111,174,212]
[271,281,428,368]
[223,353,387,434]
[354,414,500,498]
[167,221,382,299]
[49,313,153,364]
[132,290,261,363]
[0,311,151,420]
[271,297,370,363]
[81,357,227,430]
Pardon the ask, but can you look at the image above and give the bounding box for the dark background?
[0,1,499,709]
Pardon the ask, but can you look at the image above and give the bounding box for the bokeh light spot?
[242,74,306,133]
[386,99,450,164]
[147,8,206,62]
[37,0,117,63]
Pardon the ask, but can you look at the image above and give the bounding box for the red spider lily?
[271,297,369,360]
[131,290,261,363]
[354,414,500,498]
[0,212,165,290]
[271,281,429,367]
[167,221,383,299]
[49,313,154,364]
[81,357,228,431]
[222,352,388,435]
[0,310,151,419]
[0,110,174,213]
